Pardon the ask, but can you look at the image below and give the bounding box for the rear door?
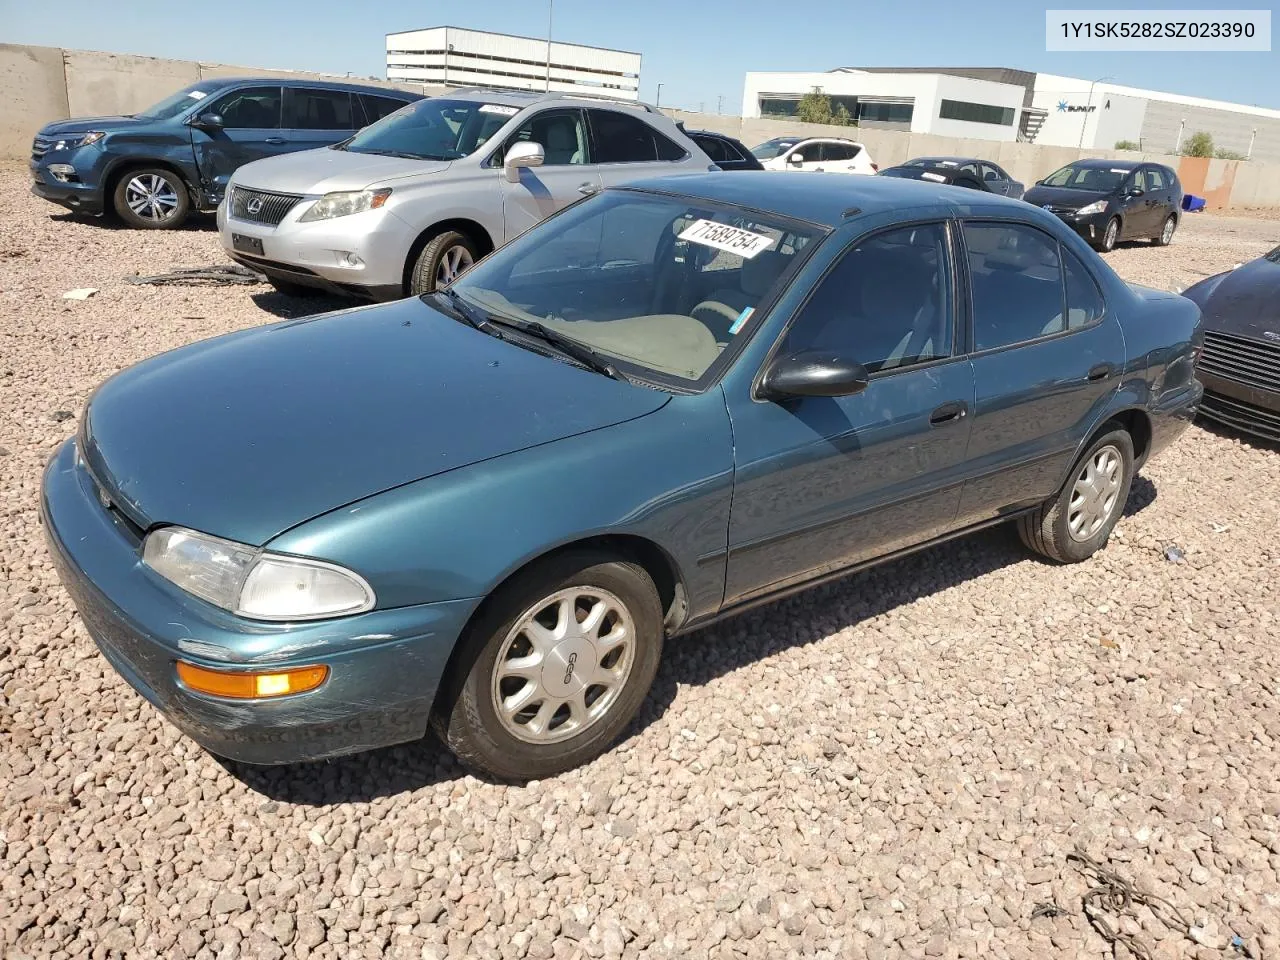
[358,93,411,127]
[282,86,360,152]
[587,108,693,187]
[496,108,601,242]
[191,85,288,196]
[979,162,1009,195]
[1143,166,1177,230]
[955,221,1125,524]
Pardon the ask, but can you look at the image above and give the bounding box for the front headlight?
[142,527,375,621]
[1076,200,1107,217]
[54,131,106,151]
[298,188,392,222]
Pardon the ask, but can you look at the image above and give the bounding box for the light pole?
[1078,75,1113,148]
[717,95,724,114]
[545,0,554,92]
[1247,127,1257,159]
[656,83,663,108]
[1174,118,1187,154]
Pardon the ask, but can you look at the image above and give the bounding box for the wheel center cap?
[542,635,594,696]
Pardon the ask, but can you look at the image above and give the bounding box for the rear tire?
[112,168,190,229]
[1018,427,1135,564]
[1094,217,1120,253]
[408,231,478,296]
[267,277,322,298]
[1153,214,1176,246]
[433,550,664,781]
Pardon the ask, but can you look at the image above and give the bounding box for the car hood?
[38,116,153,136]
[1023,185,1110,209]
[81,298,671,546]
[1185,254,1280,341]
[231,148,452,193]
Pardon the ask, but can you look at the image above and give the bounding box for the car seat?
[690,251,788,342]
[540,118,583,165]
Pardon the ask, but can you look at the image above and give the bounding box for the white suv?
[217,90,714,299]
[751,136,877,175]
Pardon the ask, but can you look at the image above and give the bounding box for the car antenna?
[841,207,863,219]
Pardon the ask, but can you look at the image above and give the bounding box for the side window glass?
[360,95,407,124]
[1063,247,1105,329]
[959,162,981,175]
[500,110,588,166]
[1146,168,1165,190]
[589,110,681,163]
[697,137,729,162]
[981,164,1001,182]
[781,223,953,373]
[964,222,1065,349]
[283,88,354,130]
[211,86,283,129]
[653,128,686,161]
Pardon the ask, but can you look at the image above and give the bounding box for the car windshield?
[342,98,517,161]
[135,85,216,120]
[751,138,798,159]
[449,191,823,383]
[1043,163,1128,191]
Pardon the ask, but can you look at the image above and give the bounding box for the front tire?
[1094,217,1120,253]
[1018,427,1135,564]
[1153,214,1176,246]
[434,551,664,781]
[112,168,190,229]
[408,231,478,296]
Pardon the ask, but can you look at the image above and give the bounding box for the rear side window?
[821,142,858,162]
[211,86,282,129]
[589,110,686,163]
[1146,167,1166,190]
[284,88,355,130]
[359,94,409,124]
[695,135,731,163]
[964,222,1066,350]
[1063,248,1105,329]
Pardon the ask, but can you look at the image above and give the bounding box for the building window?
[858,101,913,124]
[938,99,1015,126]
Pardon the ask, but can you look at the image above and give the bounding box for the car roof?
[194,76,420,98]
[913,156,993,166]
[619,171,1030,228]
[1070,158,1142,170]
[436,88,660,112]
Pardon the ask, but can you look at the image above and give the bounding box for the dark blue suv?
[30,78,422,229]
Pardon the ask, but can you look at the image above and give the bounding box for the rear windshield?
[1042,163,1129,191]
[341,98,517,161]
[135,85,215,121]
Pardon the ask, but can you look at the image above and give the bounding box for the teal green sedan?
[43,172,1203,780]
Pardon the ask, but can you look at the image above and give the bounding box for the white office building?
[742,67,1280,161]
[386,26,641,101]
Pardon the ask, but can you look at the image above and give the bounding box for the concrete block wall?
[3,44,1278,211]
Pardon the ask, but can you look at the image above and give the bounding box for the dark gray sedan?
[904,156,1024,199]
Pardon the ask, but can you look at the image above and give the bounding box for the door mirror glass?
[504,141,545,182]
[764,351,869,398]
[1128,185,1145,197]
[788,152,805,165]
[191,113,224,131]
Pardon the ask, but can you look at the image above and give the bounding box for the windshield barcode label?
[678,220,776,259]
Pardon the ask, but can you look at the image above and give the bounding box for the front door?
[191,85,291,200]
[724,221,975,604]
[955,221,1125,523]
[496,108,601,242]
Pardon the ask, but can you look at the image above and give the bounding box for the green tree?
[797,88,834,125]
[1183,131,1214,157]
[1113,139,1139,150]
[1214,147,1246,160]
[833,103,855,127]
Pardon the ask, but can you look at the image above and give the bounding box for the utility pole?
[545,0,554,92]
[656,83,663,108]
[1079,76,1113,148]
[717,95,723,114]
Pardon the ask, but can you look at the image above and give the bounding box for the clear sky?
[3,0,1277,111]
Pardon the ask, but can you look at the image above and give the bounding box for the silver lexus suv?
[217,89,714,300]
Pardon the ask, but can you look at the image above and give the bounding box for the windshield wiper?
[430,288,503,339]
[490,317,625,381]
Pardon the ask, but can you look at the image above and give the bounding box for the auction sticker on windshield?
[679,220,776,259]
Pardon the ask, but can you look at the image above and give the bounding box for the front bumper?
[1197,370,1280,442]
[1049,209,1111,243]
[30,159,104,215]
[41,439,478,765]
[218,197,415,301]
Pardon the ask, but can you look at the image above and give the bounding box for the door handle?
[1087,362,1115,382]
[578,183,598,196]
[265,137,287,145]
[929,401,967,425]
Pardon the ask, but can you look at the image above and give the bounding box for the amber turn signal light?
[176,662,328,699]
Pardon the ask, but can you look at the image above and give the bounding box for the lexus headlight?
[1076,200,1107,216]
[55,131,106,150]
[299,188,392,222]
[142,527,375,621]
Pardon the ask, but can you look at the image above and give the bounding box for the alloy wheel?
[490,587,635,744]
[124,174,180,223]
[1161,217,1175,244]
[1104,220,1118,250]
[436,245,475,286]
[1068,444,1123,542]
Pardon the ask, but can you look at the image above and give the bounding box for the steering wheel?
[690,300,743,342]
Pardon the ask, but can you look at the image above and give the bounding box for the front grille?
[1044,205,1077,218]
[1198,330,1280,393]
[229,186,304,226]
[1200,391,1280,442]
[32,136,54,161]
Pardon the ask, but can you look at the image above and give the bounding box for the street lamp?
[545,0,554,92]
[1078,75,1113,149]
[656,83,663,108]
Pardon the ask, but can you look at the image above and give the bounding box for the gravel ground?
[2,163,1279,960]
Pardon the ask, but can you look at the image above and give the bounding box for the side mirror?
[1128,186,1145,197]
[761,350,869,399]
[504,141,544,183]
[788,152,805,165]
[190,113,224,131]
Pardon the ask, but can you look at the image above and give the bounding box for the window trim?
[585,107,690,165]
[957,218,1110,358]
[750,217,963,402]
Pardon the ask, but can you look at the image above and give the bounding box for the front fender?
[267,389,735,623]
